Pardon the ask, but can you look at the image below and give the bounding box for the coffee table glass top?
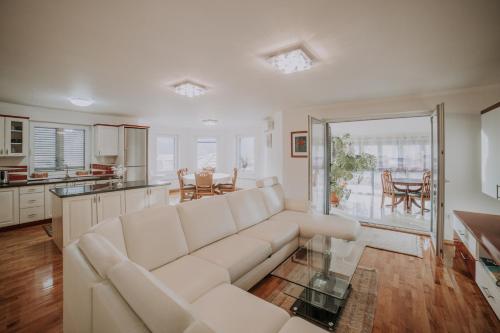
[271,234,364,300]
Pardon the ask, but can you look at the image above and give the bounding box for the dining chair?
[380,170,406,212]
[217,168,238,194]
[410,170,432,215]
[195,172,215,199]
[202,167,216,173]
[177,168,195,202]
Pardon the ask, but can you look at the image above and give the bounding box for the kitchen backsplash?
[0,165,28,181]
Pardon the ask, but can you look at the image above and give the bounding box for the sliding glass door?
[430,103,445,257]
[308,116,330,215]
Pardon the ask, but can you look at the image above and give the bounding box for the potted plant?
[330,134,376,206]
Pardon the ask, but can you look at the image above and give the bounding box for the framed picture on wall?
[291,131,307,158]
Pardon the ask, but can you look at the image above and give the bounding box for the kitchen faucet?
[64,164,70,179]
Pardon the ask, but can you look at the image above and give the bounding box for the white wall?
[147,124,265,189]
[0,101,137,167]
[266,84,500,240]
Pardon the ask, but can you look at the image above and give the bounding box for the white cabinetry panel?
[0,188,19,227]
[96,191,124,223]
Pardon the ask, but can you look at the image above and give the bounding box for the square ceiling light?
[267,48,313,74]
[173,81,207,97]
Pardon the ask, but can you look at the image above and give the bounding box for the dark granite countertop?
[0,175,118,188]
[49,180,171,198]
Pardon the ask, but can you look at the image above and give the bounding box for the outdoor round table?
[392,178,424,212]
[182,172,231,186]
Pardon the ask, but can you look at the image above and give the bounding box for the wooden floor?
[0,224,498,333]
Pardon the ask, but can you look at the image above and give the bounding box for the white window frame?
[235,135,256,177]
[152,133,178,178]
[196,136,218,171]
[29,121,91,177]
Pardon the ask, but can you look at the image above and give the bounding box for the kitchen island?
[50,180,170,250]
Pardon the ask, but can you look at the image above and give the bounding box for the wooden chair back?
[177,168,189,188]
[195,172,213,188]
[381,170,394,195]
[422,171,432,198]
[231,168,238,187]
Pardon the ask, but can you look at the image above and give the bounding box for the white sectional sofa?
[64,177,361,333]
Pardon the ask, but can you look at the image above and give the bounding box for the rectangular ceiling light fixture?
[267,47,313,74]
[173,81,207,97]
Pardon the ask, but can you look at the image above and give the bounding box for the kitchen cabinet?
[148,186,169,208]
[19,185,45,223]
[481,104,500,199]
[61,195,97,246]
[124,188,149,213]
[124,185,169,213]
[0,117,28,157]
[96,191,124,223]
[0,188,19,227]
[51,183,169,249]
[95,125,119,156]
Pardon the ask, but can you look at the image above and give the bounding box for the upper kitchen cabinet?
[481,102,500,199]
[0,116,29,157]
[94,125,119,156]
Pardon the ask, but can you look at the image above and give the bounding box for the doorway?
[329,117,432,232]
[308,105,445,256]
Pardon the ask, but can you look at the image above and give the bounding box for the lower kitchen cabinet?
[52,185,169,249]
[0,188,19,227]
[62,195,97,246]
[148,186,169,208]
[124,188,149,214]
[96,191,124,223]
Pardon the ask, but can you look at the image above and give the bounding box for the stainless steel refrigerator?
[124,127,148,181]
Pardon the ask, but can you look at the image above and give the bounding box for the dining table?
[391,178,424,213]
[182,172,231,186]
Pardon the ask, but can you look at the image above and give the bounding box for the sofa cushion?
[239,219,299,253]
[192,234,272,282]
[177,196,238,252]
[108,260,195,333]
[78,233,126,279]
[89,217,128,255]
[270,210,361,241]
[278,317,328,333]
[192,284,289,333]
[121,205,188,270]
[258,184,285,216]
[92,282,150,333]
[152,255,230,303]
[226,188,271,230]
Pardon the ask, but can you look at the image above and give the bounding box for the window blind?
[33,126,86,171]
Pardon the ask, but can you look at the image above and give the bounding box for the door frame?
[322,109,445,256]
[308,116,331,215]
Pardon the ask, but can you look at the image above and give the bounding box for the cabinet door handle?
[482,287,495,299]
[459,251,468,261]
[98,195,101,202]
[497,185,499,199]
[0,149,3,155]
[28,199,36,203]
[28,214,37,218]
[5,149,8,155]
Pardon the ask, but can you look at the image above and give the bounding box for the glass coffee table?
[271,234,364,330]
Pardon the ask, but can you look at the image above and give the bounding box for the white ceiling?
[1,0,500,127]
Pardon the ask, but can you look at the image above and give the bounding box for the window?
[32,125,87,171]
[236,136,255,173]
[197,137,217,169]
[156,135,177,174]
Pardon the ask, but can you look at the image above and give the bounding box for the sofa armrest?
[284,198,311,213]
